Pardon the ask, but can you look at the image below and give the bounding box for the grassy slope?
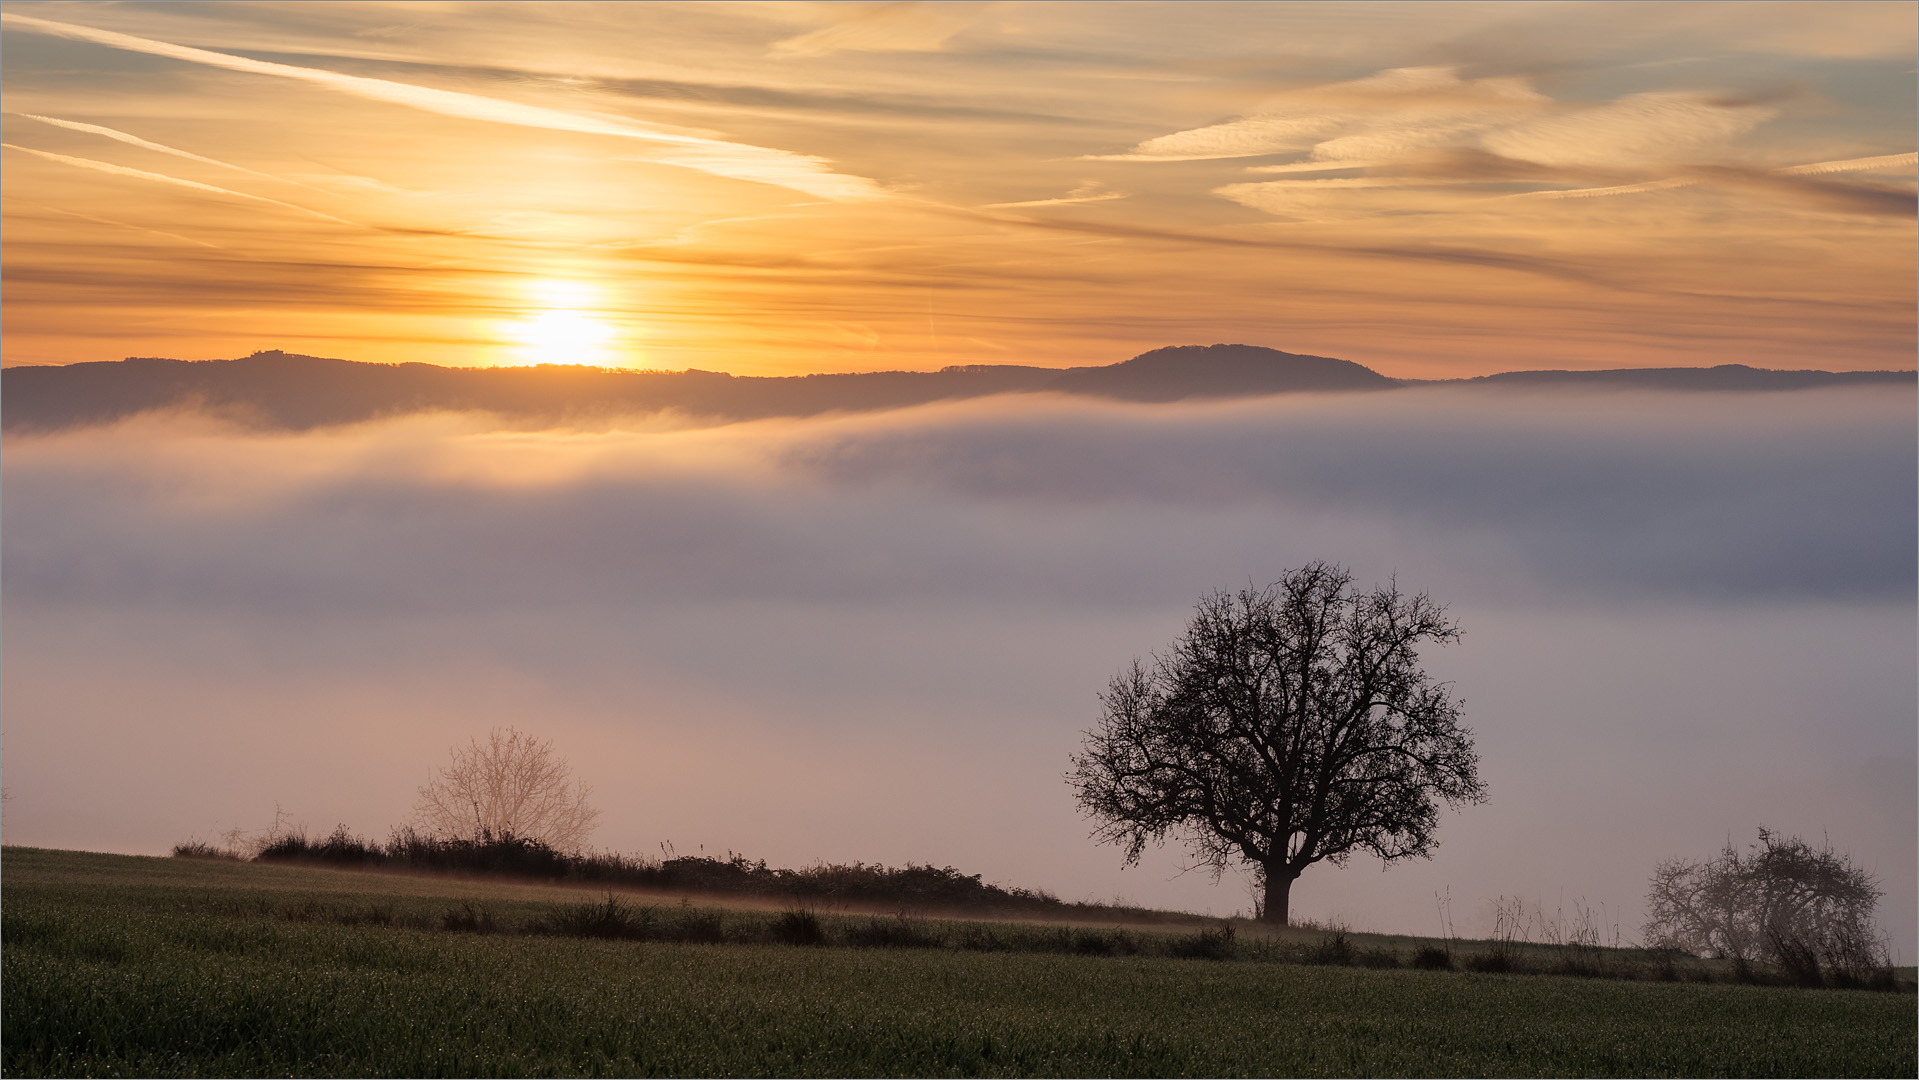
[4,847,1913,1078]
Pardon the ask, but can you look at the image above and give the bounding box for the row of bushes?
[180,825,1132,919]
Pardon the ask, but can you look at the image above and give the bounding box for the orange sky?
[2,1,1914,376]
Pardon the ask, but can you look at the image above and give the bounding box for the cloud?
[1504,152,1918,217]
[1113,70,1780,176]
[1212,176,1473,221]
[1479,91,1773,169]
[10,112,331,193]
[1779,152,1919,177]
[16,201,225,250]
[769,1,992,58]
[0,142,356,225]
[5,387,1910,614]
[1089,67,1547,163]
[1094,64,1907,225]
[984,180,1128,209]
[0,11,882,201]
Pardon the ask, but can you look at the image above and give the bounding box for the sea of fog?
[3,385,1913,957]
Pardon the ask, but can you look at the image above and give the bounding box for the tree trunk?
[1262,868,1295,925]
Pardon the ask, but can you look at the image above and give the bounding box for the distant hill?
[1049,344,1395,401]
[2,345,1911,432]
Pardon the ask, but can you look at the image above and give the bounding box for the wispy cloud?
[1506,152,1919,216]
[1095,64,1909,226]
[1086,67,1548,164]
[769,2,992,58]
[1,11,883,202]
[11,113,332,193]
[10,199,226,250]
[0,143,357,225]
[984,180,1128,209]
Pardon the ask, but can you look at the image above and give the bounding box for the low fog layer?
[4,386,1913,956]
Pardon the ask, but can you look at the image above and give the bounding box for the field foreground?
[4,847,1913,1077]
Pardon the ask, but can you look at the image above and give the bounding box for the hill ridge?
[4,344,1911,432]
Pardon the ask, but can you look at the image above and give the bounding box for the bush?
[1644,829,1888,986]
[674,909,727,944]
[1465,951,1513,974]
[772,909,825,946]
[236,826,1092,919]
[170,841,243,861]
[442,902,499,934]
[847,914,940,949]
[1069,928,1139,956]
[1306,932,1356,966]
[1168,925,1236,960]
[1357,946,1402,969]
[550,894,653,940]
[1411,945,1454,971]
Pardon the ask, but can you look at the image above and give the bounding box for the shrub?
[1466,950,1513,974]
[771,909,825,946]
[1306,932,1356,966]
[1411,945,1453,970]
[442,902,499,934]
[550,894,653,940]
[1357,946,1402,969]
[1168,925,1236,961]
[170,841,243,861]
[674,909,727,944]
[1070,928,1138,956]
[1644,828,1887,986]
[847,914,940,949]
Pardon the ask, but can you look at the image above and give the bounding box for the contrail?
[1778,152,1918,176]
[12,112,333,193]
[1,12,882,202]
[1,143,357,225]
[6,198,226,249]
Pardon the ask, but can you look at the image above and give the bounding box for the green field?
[4,847,1912,1077]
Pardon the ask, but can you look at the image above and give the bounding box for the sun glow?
[509,280,618,366]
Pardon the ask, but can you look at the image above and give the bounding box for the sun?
[508,280,617,366]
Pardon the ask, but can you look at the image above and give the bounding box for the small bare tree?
[414,727,600,850]
[1643,829,1885,982]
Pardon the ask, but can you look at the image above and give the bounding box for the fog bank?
[4,387,1912,955]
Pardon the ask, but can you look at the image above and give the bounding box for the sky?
[0,0,1914,375]
[1,2,1915,958]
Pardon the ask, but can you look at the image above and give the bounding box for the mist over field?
[3,385,1913,957]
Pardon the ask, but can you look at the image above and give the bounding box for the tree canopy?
[414,727,600,851]
[1643,829,1886,983]
[1069,562,1486,924]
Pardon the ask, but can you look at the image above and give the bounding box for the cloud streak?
[1102,62,1912,226]
[10,112,333,193]
[1510,152,1919,209]
[0,143,356,225]
[0,11,882,202]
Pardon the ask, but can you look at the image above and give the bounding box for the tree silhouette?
[414,727,600,851]
[1643,829,1886,983]
[1069,563,1486,925]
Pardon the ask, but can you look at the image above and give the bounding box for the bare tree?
[1643,829,1885,981]
[414,727,600,850]
[1070,563,1486,925]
